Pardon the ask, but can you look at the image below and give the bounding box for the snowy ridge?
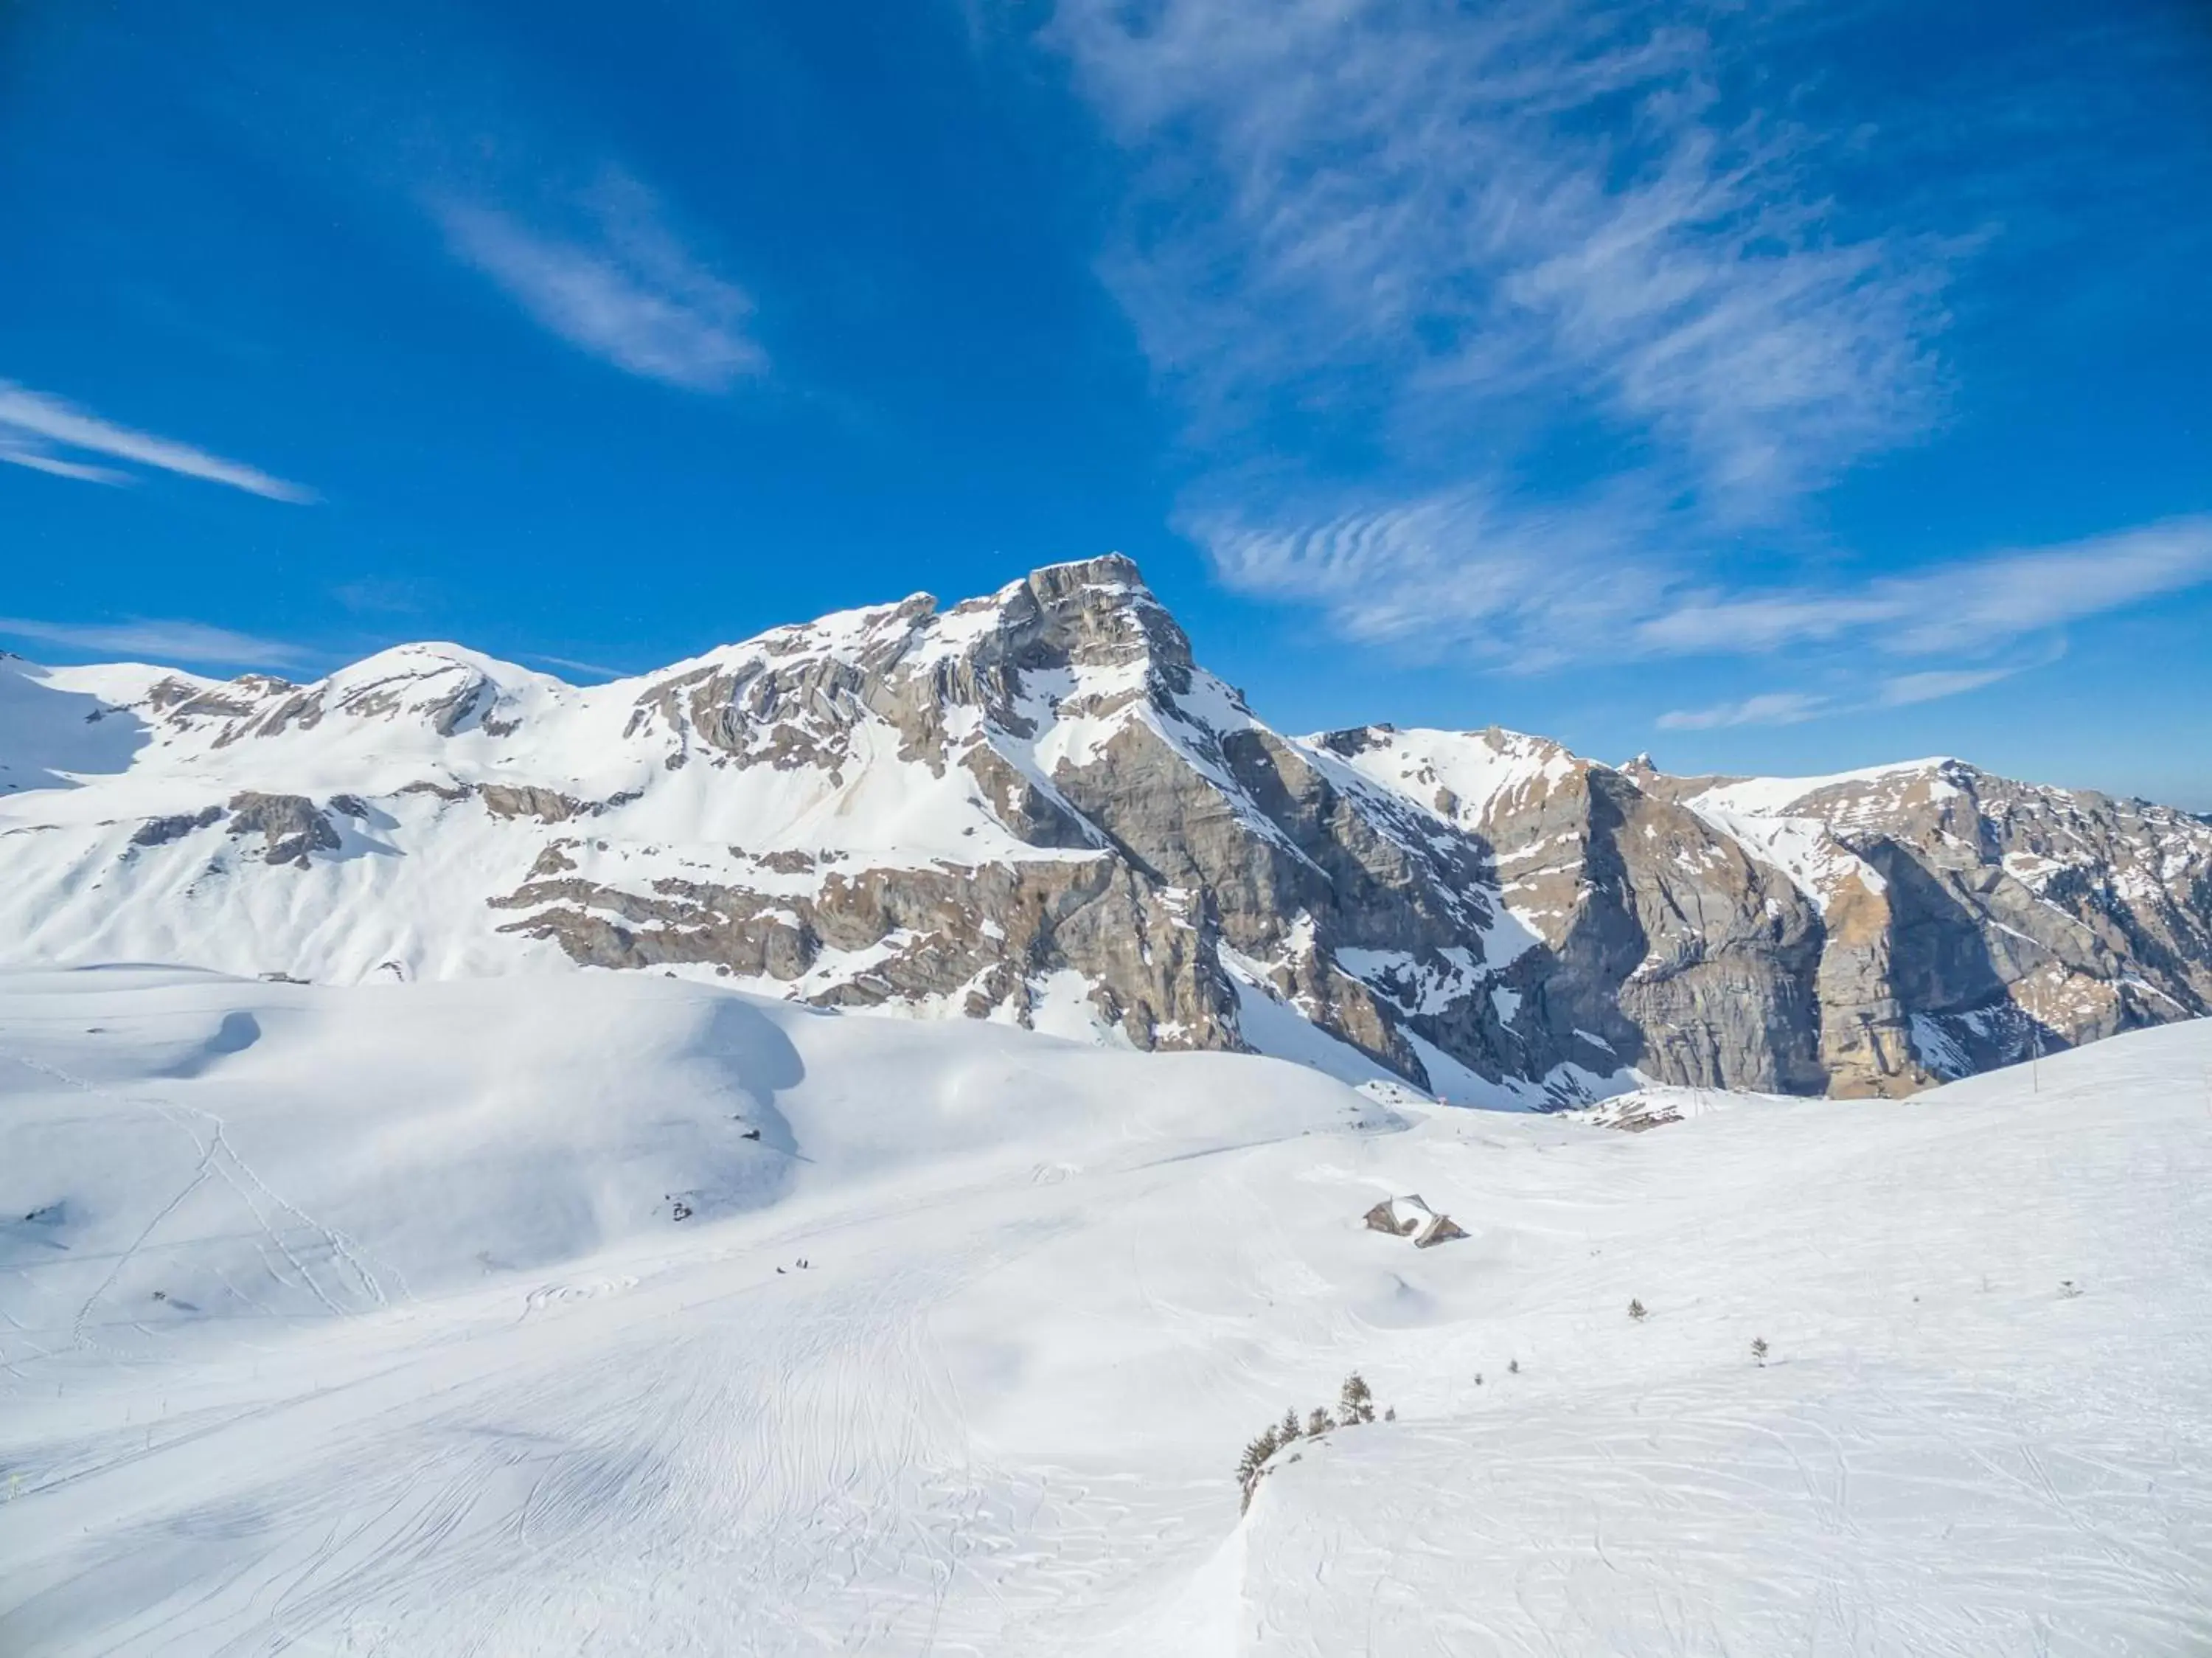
[3,561,2209,1102]
[0,572,1166,968]
[1673,794,1885,914]
[1311,721,1580,834]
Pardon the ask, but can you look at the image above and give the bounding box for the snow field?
[1,968,2208,1654]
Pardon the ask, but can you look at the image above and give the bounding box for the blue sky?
[4,0,2209,803]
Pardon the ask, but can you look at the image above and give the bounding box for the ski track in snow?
[19,1047,392,1328]
[1,966,2209,1654]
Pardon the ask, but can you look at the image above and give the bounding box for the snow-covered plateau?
[4,965,2208,1655]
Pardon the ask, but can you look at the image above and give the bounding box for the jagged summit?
[2,558,2207,1102]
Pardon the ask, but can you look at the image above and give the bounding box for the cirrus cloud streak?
[0,382,314,501]
[0,615,312,670]
[1044,0,1952,513]
[1202,495,2212,684]
[437,172,764,392]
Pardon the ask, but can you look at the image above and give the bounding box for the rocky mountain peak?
[1004,554,1192,684]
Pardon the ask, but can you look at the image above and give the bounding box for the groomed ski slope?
[1,968,2207,1654]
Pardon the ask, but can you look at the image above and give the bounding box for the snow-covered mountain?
[4,555,2208,1100]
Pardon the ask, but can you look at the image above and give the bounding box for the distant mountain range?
[5,555,2208,1104]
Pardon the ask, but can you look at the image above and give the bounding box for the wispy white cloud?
[1192,482,1666,665]
[1657,692,1831,731]
[0,384,314,501]
[438,172,764,391]
[1656,649,2042,733]
[1640,517,2212,656]
[0,440,130,485]
[0,615,312,670]
[1045,0,1950,513]
[1877,665,2018,707]
[520,651,629,681]
[1203,496,2212,672]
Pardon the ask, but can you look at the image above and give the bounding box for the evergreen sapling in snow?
[1338,1372,1376,1425]
[1237,1374,1393,1509]
[1237,1426,1281,1511]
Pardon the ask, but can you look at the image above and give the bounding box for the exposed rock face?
[1652,762,2212,1092]
[224,793,341,868]
[1318,726,1827,1093]
[489,855,1238,1047]
[130,805,225,847]
[1,563,2205,1103]
[482,558,1528,1083]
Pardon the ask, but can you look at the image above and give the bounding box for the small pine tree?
[1629,1298,1648,1322]
[1237,1423,1287,1509]
[1307,1406,1335,1436]
[1280,1407,1302,1444]
[1507,1359,1519,1375]
[1750,1336,1769,1366]
[1339,1371,1376,1425]
[1237,1426,1281,1510]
